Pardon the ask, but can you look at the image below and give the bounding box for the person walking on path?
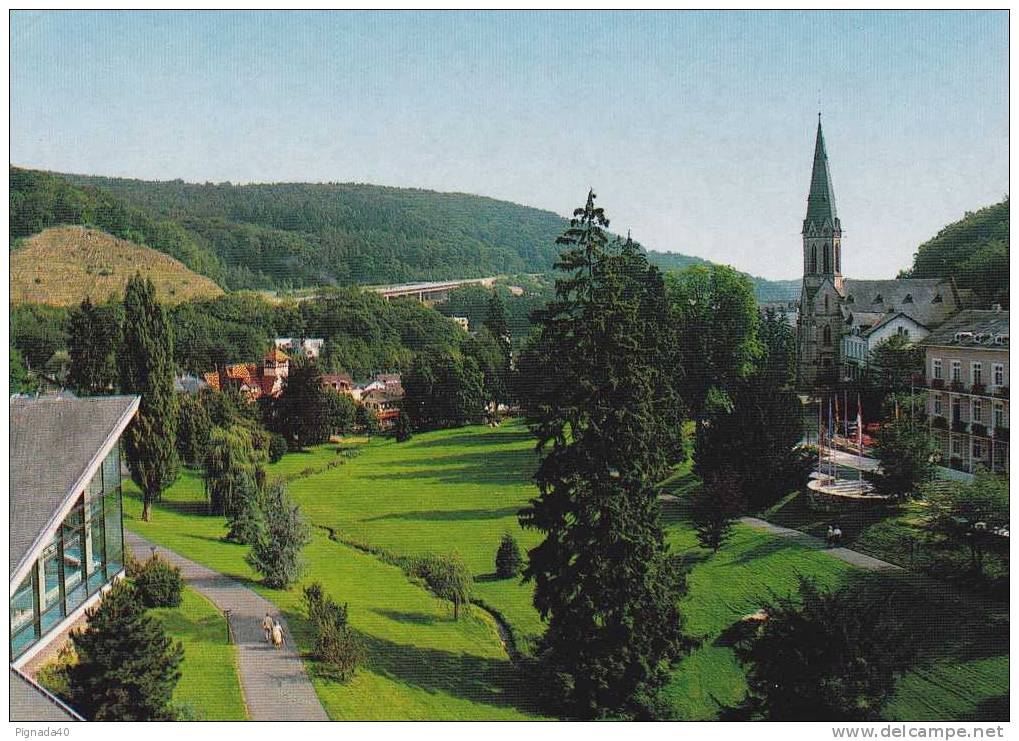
[271,621,285,650]
[262,613,274,643]
[833,525,843,547]
[826,525,835,547]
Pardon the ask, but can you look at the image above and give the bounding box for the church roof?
[804,117,840,232]
[841,278,959,329]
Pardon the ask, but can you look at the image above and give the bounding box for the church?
[795,117,964,388]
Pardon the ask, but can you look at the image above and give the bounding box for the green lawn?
[125,419,1007,720]
[124,468,544,720]
[149,587,248,721]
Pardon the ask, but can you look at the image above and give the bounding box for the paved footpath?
[125,531,330,721]
[738,517,901,572]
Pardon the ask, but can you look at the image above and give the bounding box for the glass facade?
[10,445,125,660]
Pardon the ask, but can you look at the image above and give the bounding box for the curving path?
[737,517,901,571]
[125,531,329,721]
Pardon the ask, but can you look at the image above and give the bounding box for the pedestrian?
[833,525,842,547]
[262,613,274,643]
[826,525,834,547]
[272,621,285,650]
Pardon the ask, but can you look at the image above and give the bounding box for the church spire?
[803,115,839,234]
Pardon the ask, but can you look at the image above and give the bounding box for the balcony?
[932,416,949,430]
[972,382,987,395]
[951,419,968,433]
[996,386,1009,399]
[994,426,1009,442]
[971,422,988,438]
[949,456,965,471]
[929,378,945,390]
[949,380,965,392]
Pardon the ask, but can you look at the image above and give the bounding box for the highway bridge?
[371,276,498,304]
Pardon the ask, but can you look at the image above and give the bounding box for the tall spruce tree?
[67,580,183,720]
[67,296,118,394]
[519,191,687,719]
[119,274,179,521]
[483,290,511,352]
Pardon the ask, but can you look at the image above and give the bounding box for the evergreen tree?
[119,273,179,521]
[463,327,510,411]
[495,531,524,578]
[483,290,511,352]
[393,409,413,442]
[519,191,687,719]
[735,577,921,720]
[355,404,382,437]
[247,480,311,589]
[176,392,213,468]
[263,357,331,449]
[67,580,183,721]
[226,475,266,545]
[67,297,119,394]
[690,467,745,551]
[694,368,807,510]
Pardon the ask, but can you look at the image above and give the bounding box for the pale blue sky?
[10,10,1008,279]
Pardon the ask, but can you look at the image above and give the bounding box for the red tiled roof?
[265,348,289,363]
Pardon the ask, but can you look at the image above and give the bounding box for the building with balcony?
[921,310,1009,474]
[9,395,139,720]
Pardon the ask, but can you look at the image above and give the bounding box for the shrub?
[268,432,289,464]
[495,532,524,578]
[36,643,77,702]
[247,480,311,589]
[302,581,364,682]
[67,580,183,720]
[315,621,367,682]
[133,553,184,608]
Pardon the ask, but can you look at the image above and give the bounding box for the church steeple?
[803,115,840,235]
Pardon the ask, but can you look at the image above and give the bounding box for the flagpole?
[857,393,863,485]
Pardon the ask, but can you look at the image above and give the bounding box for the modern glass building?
[9,396,139,674]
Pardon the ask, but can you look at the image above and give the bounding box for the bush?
[302,581,365,682]
[133,553,184,608]
[495,532,523,578]
[36,643,77,702]
[268,432,289,464]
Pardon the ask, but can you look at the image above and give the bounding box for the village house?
[10,395,139,721]
[274,337,325,359]
[922,309,1009,475]
[322,372,354,394]
[203,347,290,402]
[842,312,930,381]
[361,388,403,429]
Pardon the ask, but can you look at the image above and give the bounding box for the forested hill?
[10,167,799,299]
[903,199,1009,308]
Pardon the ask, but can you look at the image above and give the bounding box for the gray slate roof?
[841,278,959,328]
[920,309,1010,348]
[9,395,139,580]
[804,118,840,232]
[10,669,82,721]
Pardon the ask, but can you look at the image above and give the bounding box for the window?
[972,400,982,423]
[952,397,961,423]
[40,541,64,633]
[972,362,983,386]
[104,489,124,574]
[810,246,817,274]
[933,395,943,416]
[823,326,832,346]
[973,439,984,459]
[951,361,962,382]
[897,327,910,339]
[951,436,962,455]
[10,571,39,658]
[88,498,107,592]
[933,358,943,379]
[993,363,1004,387]
[994,402,1005,429]
[102,445,121,493]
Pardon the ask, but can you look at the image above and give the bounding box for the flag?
[834,395,840,441]
[857,394,864,484]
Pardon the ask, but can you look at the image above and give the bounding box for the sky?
[10,10,1009,280]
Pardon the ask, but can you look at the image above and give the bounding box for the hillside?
[903,199,1009,308]
[10,225,223,306]
[11,167,799,300]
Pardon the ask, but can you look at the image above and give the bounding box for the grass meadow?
[124,419,1007,721]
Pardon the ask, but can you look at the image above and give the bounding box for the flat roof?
[9,395,139,581]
